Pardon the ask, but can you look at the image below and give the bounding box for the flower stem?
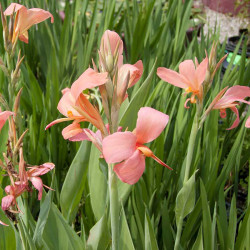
[183,102,202,184]
[108,164,119,250]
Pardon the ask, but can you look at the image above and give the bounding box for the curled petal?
[226,106,240,130]
[136,107,169,144]
[69,129,92,142]
[157,67,188,89]
[45,117,75,130]
[1,195,14,210]
[114,150,145,185]
[184,98,191,109]
[29,177,43,200]
[71,68,108,101]
[103,132,137,163]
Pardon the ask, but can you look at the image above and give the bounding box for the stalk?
[108,164,119,250]
[174,101,202,250]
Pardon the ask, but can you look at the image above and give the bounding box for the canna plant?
[0,1,54,235]
[0,1,249,250]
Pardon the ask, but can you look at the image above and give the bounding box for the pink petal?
[195,57,208,86]
[135,107,169,144]
[114,150,145,185]
[27,163,54,177]
[101,30,123,67]
[245,116,250,128]
[214,85,250,109]
[179,60,197,90]
[4,3,24,15]
[68,129,92,141]
[1,195,14,210]
[45,117,74,130]
[103,132,137,163]
[226,106,240,130]
[29,177,43,200]
[157,67,188,89]
[0,111,14,131]
[71,68,108,101]
[62,123,83,140]
[57,90,81,117]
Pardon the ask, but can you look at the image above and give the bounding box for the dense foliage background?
[0,0,249,249]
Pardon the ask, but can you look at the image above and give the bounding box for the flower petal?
[27,163,54,177]
[62,123,83,140]
[195,57,208,86]
[214,85,250,109]
[0,111,14,131]
[157,67,188,89]
[0,219,9,226]
[103,132,137,163]
[71,68,108,100]
[1,195,14,210]
[226,106,240,130]
[114,150,145,185]
[135,107,169,144]
[29,177,43,200]
[179,60,197,90]
[4,3,24,15]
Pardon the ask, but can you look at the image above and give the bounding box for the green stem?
[108,164,119,250]
[174,216,183,250]
[183,102,202,184]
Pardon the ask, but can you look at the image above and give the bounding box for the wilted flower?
[103,107,172,184]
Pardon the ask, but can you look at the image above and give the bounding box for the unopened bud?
[209,42,217,72]
[106,54,114,73]
[14,88,22,114]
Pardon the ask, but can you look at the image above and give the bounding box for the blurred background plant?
[0,0,249,249]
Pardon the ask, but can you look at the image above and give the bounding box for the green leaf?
[0,209,16,250]
[200,180,212,250]
[191,226,203,250]
[60,141,91,223]
[86,214,110,250]
[145,211,159,250]
[119,205,135,250]
[42,204,85,250]
[175,172,196,226]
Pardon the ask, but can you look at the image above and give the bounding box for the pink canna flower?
[157,57,208,107]
[46,68,108,136]
[1,184,26,212]
[102,107,172,185]
[207,85,250,130]
[245,116,250,128]
[4,3,54,43]
[0,108,14,132]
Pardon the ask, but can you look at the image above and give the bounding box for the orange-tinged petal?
[45,117,75,130]
[114,150,145,185]
[245,117,250,128]
[4,3,24,15]
[71,68,108,101]
[157,67,188,89]
[103,131,137,163]
[135,107,169,144]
